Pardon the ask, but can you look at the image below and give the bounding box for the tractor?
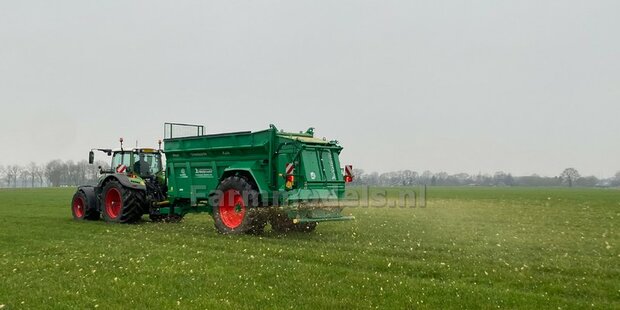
[70,138,171,224]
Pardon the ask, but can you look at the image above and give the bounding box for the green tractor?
[71,138,171,224]
[71,123,354,234]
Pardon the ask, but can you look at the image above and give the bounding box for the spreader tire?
[101,181,144,223]
[212,176,261,234]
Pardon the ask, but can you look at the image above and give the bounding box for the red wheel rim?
[73,196,85,218]
[105,188,122,219]
[219,189,246,229]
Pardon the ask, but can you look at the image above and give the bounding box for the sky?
[0,1,618,178]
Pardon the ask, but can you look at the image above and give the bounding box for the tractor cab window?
[133,152,162,176]
[111,151,161,175]
[111,152,132,172]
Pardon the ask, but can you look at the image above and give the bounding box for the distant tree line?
[0,161,618,188]
[0,160,109,188]
[350,168,620,188]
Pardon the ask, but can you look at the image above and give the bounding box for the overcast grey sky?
[0,1,618,177]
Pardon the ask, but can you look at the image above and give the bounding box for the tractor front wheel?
[71,190,99,220]
[101,181,144,223]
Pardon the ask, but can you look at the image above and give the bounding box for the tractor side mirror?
[88,151,94,164]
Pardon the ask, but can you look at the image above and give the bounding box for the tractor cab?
[88,137,165,180]
[110,149,163,178]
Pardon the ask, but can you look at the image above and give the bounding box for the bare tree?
[493,171,507,185]
[19,169,29,188]
[560,168,580,187]
[27,162,40,188]
[435,172,449,182]
[76,160,89,185]
[45,160,65,187]
[575,175,598,187]
[454,173,470,185]
[610,171,620,187]
[401,170,417,186]
[6,165,22,188]
[36,163,45,187]
[366,172,379,185]
[3,167,9,187]
[0,165,4,188]
[3,167,11,187]
[420,170,433,185]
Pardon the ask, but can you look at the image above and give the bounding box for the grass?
[0,186,618,309]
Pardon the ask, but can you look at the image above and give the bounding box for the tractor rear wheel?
[212,176,261,234]
[71,190,100,220]
[101,181,144,223]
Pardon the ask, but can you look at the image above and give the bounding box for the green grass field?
[0,187,618,309]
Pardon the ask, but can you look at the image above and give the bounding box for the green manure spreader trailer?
[71,123,354,234]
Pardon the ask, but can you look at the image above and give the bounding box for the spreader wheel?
[212,176,261,234]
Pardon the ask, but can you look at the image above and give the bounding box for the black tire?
[211,175,261,234]
[101,181,145,223]
[71,190,100,220]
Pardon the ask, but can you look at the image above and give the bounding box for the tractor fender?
[101,174,147,191]
[77,185,99,210]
